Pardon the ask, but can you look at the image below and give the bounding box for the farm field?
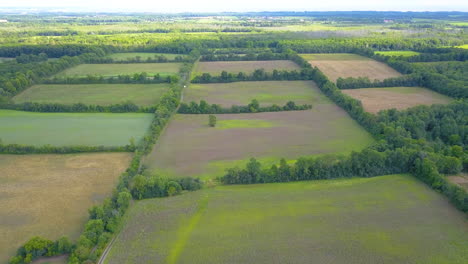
[184,81,322,106]
[105,174,468,264]
[144,95,373,179]
[54,63,182,77]
[300,53,402,82]
[107,52,186,61]
[193,60,300,75]
[13,83,170,106]
[342,87,452,113]
[0,110,152,146]
[0,153,132,264]
[374,51,420,57]
[448,174,468,191]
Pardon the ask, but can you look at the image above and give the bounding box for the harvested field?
[13,84,170,106]
[448,174,468,191]
[342,87,452,113]
[0,153,132,263]
[194,60,300,75]
[0,110,152,146]
[144,92,373,179]
[107,52,185,61]
[300,53,402,82]
[54,63,182,77]
[105,175,468,264]
[184,81,323,107]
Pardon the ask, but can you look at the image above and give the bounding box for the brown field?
[301,53,402,82]
[184,81,323,107]
[144,88,374,180]
[194,60,300,75]
[448,174,468,191]
[0,153,132,263]
[342,87,452,113]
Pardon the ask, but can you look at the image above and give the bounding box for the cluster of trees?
[336,75,420,89]
[200,51,289,61]
[130,175,202,199]
[9,237,73,264]
[1,101,154,113]
[178,99,312,114]
[45,73,179,85]
[16,53,48,63]
[399,49,468,62]
[192,68,318,83]
[0,141,134,154]
[0,44,111,58]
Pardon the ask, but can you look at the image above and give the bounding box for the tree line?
[0,140,134,155]
[192,68,318,83]
[178,99,312,114]
[220,50,467,215]
[85,54,188,64]
[0,101,155,113]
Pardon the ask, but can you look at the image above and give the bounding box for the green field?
[107,52,186,61]
[0,153,132,264]
[0,110,152,146]
[374,51,420,57]
[13,84,170,106]
[184,81,321,107]
[456,44,468,49]
[105,175,468,264]
[145,84,373,180]
[54,63,182,77]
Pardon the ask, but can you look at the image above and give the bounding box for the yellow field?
[0,153,132,263]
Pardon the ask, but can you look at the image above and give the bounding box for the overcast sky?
[1,0,467,12]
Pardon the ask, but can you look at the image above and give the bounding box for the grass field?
[105,175,468,264]
[194,60,300,75]
[300,53,402,82]
[13,84,170,106]
[0,110,152,146]
[184,81,323,106]
[144,85,373,179]
[0,153,132,264]
[54,63,182,77]
[456,44,468,49]
[374,51,420,57]
[342,87,452,113]
[106,52,185,61]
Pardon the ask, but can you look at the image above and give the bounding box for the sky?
[0,0,467,12]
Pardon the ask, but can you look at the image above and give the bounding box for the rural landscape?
[0,3,467,264]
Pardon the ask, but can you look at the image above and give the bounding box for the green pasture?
[184,81,323,107]
[299,53,371,61]
[105,175,468,264]
[0,110,152,146]
[54,63,182,77]
[374,51,420,57]
[13,84,170,106]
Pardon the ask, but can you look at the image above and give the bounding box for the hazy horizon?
[0,0,467,13]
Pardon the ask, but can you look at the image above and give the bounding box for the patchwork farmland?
[1,11,467,264]
[342,87,452,113]
[300,53,402,82]
[0,153,132,263]
[144,81,373,180]
[13,83,170,106]
[105,175,468,264]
